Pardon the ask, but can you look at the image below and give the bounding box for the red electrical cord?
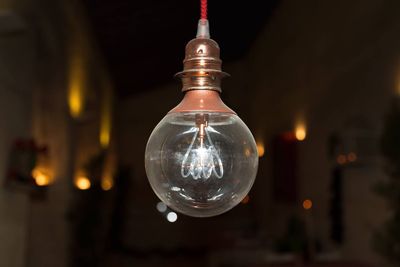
[200,0,207,20]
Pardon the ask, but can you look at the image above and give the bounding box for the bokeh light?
[101,177,113,191]
[32,168,52,186]
[303,199,313,210]
[156,202,168,213]
[256,141,265,157]
[75,176,91,190]
[166,212,178,223]
[295,123,306,141]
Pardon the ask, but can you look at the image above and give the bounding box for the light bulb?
[145,19,258,217]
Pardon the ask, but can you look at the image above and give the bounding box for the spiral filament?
[181,114,223,180]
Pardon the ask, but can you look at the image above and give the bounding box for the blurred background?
[1,0,400,266]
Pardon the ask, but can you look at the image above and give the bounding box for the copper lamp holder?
[175,20,229,93]
[169,19,235,114]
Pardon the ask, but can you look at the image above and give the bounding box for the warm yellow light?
[32,168,51,186]
[68,86,84,118]
[303,199,313,210]
[35,174,50,186]
[75,176,91,190]
[99,125,111,149]
[101,177,113,191]
[68,46,86,118]
[256,142,265,157]
[100,87,113,149]
[295,124,306,141]
[32,168,41,179]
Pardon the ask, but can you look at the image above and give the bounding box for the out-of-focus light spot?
[101,177,113,191]
[156,202,168,213]
[68,51,85,118]
[167,212,178,223]
[75,176,91,190]
[295,123,307,141]
[347,152,357,162]
[100,127,111,149]
[32,168,51,186]
[256,141,265,157]
[241,195,250,204]
[337,154,347,165]
[100,87,113,149]
[303,199,313,210]
[68,86,84,118]
[244,148,251,157]
[35,173,50,186]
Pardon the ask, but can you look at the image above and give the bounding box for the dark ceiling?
[81,0,279,96]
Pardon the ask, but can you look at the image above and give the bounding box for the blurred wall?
[117,0,400,266]
[0,0,107,267]
[246,0,399,265]
[0,11,32,267]
[0,0,399,266]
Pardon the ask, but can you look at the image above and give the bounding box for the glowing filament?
[181,125,223,180]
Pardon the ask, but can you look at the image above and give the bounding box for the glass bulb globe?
[145,109,258,217]
[145,19,258,217]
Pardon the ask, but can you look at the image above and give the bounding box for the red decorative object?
[5,138,48,192]
[273,132,299,203]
